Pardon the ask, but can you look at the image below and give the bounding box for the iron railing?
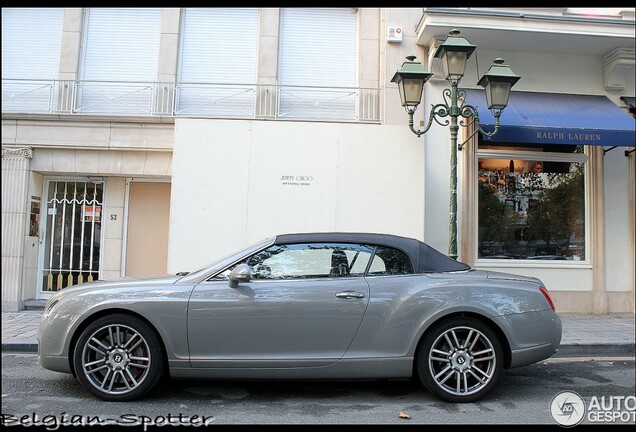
[2,79,381,122]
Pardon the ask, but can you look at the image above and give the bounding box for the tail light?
[539,286,555,311]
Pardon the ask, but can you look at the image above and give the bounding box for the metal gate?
[40,180,103,293]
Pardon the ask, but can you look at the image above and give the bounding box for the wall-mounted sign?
[29,199,40,237]
[387,26,402,43]
[82,205,102,222]
[280,175,314,186]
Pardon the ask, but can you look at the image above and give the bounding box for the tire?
[73,313,164,401]
[416,317,503,403]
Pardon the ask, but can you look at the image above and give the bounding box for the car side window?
[247,243,374,280]
[368,246,414,276]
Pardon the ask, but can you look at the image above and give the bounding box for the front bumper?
[38,312,84,374]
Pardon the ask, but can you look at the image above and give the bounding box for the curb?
[2,343,38,353]
[553,344,635,358]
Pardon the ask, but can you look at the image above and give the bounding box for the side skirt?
[168,357,414,380]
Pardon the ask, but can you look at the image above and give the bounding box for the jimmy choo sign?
[280,175,314,186]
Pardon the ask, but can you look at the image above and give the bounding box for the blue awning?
[462,90,635,147]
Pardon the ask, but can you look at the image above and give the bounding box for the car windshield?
[176,237,274,282]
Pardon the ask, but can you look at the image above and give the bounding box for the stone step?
[23,299,46,311]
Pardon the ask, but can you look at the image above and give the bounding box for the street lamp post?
[391,29,520,260]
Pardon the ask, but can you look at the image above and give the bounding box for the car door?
[187,242,373,368]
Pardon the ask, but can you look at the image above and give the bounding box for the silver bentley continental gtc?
[38,232,562,403]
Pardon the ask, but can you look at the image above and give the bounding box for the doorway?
[124,180,171,278]
[38,180,103,296]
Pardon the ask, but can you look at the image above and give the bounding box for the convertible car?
[38,232,561,403]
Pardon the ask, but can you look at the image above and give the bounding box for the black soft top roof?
[274,232,470,273]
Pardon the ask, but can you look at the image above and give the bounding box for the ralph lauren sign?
[536,131,603,143]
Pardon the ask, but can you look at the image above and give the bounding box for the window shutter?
[79,8,162,113]
[279,8,358,120]
[280,8,357,87]
[1,8,64,112]
[177,8,260,116]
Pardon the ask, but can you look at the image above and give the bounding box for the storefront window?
[477,152,585,260]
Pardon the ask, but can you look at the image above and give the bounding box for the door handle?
[335,291,365,299]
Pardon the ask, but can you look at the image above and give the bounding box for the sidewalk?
[2,311,634,357]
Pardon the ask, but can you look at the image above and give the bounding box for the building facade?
[2,7,635,313]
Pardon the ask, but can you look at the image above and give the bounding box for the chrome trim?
[335,291,365,299]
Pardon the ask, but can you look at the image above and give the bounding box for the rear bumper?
[509,342,559,368]
[494,310,562,368]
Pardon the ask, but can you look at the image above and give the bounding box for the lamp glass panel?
[401,78,424,106]
[485,81,512,110]
[442,51,468,80]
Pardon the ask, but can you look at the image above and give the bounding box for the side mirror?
[229,264,251,288]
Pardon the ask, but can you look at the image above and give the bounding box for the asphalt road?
[1,354,634,426]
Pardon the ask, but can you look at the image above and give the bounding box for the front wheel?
[73,314,164,401]
[416,317,504,403]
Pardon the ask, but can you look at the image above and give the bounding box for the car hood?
[50,275,183,299]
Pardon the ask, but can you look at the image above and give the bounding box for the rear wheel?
[416,317,503,403]
[73,314,164,401]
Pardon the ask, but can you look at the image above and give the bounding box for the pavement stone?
[2,311,634,357]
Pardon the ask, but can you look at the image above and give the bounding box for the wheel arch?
[411,311,512,377]
[68,308,170,378]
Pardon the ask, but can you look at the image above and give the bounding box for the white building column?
[590,146,607,314]
[2,147,33,311]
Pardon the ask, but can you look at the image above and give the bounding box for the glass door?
[39,180,104,294]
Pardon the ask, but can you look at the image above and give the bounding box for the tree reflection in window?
[478,158,585,260]
[247,243,374,279]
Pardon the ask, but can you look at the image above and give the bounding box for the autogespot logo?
[551,391,586,427]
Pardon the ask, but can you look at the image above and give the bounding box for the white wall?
[604,148,634,294]
[169,119,425,272]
